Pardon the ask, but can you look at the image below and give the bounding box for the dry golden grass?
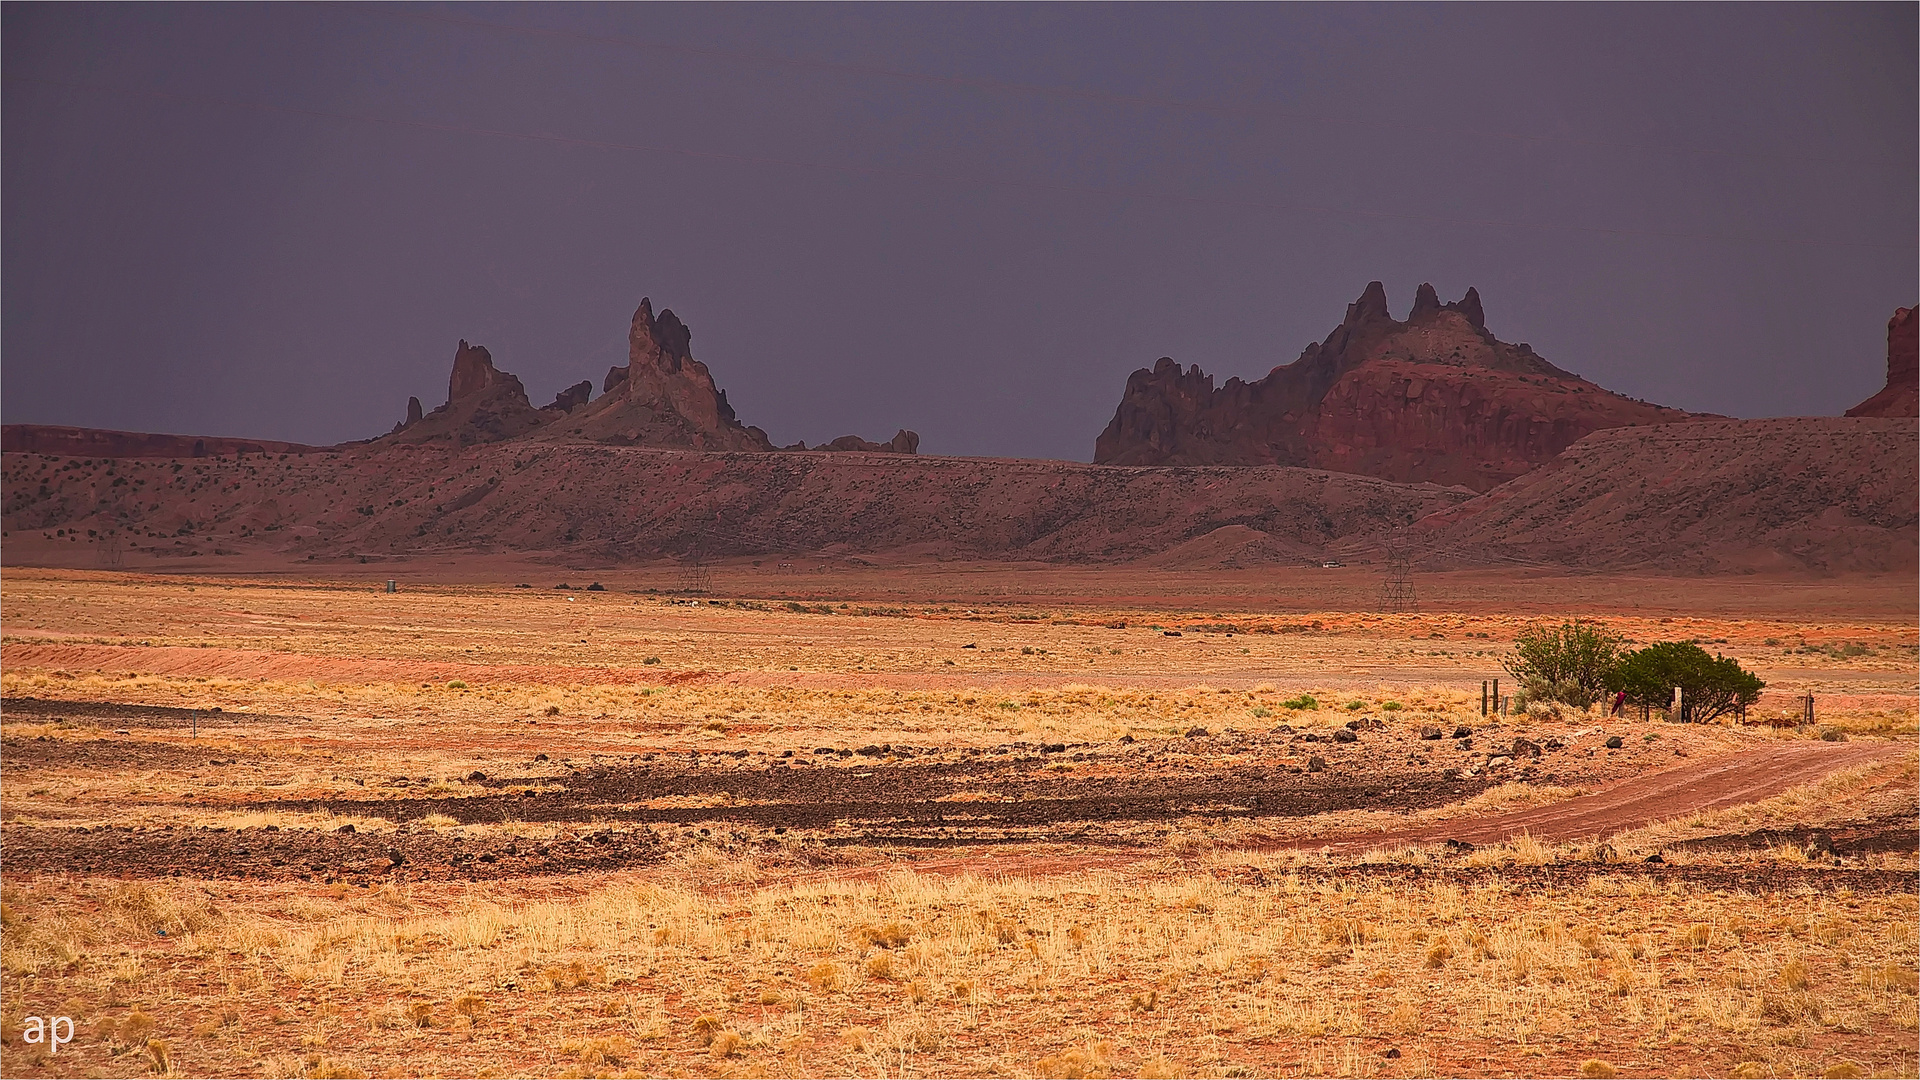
[3,863,1916,1077]
[1,569,1914,1078]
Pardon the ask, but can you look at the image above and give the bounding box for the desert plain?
[0,562,1913,1080]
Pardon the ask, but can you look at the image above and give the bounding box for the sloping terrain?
[1095,281,1700,489]
[1400,417,1920,574]
[0,443,1467,564]
[0,425,321,458]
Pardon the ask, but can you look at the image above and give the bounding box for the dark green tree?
[1614,641,1764,723]
[1502,619,1625,708]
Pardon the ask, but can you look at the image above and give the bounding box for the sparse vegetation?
[1614,640,1765,722]
[0,569,1908,1078]
[1504,619,1625,708]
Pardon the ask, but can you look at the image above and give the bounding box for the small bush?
[1614,641,1764,721]
[1381,701,1402,711]
[1280,695,1318,710]
[445,680,467,689]
[861,922,911,948]
[1505,619,1625,708]
[1345,700,1365,710]
[642,656,661,665]
[804,962,841,991]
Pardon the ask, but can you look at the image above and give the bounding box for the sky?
[3,3,1915,460]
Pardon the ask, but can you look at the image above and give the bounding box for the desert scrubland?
[0,568,1914,1079]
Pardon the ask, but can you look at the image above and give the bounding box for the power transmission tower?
[675,539,713,595]
[1379,523,1416,612]
[95,503,128,569]
[96,528,125,569]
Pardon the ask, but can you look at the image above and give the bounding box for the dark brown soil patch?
[1668,814,1918,857]
[1,733,227,771]
[267,733,1499,842]
[1,696,296,729]
[0,823,664,882]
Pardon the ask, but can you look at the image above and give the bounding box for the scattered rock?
[1306,755,1328,772]
[1185,726,1209,738]
[1444,838,1475,853]
[1510,738,1542,760]
[1419,726,1443,740]
[1331,728,1358,743]
[467,771,487,782]
[1487,755,1513,768]
[1604,736,1625,749]
[1452,726,1472,739]
[1644,853,1665,864]
[1346,716,1384,732]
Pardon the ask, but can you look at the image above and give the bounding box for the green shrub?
[1613,641,1763,723]
[446,680,467,689]
[1280,695,1318,710]
[1503,619,1625,708]
[1381,701,1402,711]
[1251,706,1272,718]
[1345,700,1366,711]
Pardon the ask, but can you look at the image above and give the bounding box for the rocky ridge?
[1846,306,1918,419]
[1396,417,1919,574]
[1095,282,1701,490]
[384,297,916,455]
[0,444,1467,565]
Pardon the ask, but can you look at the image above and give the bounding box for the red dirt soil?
[1300,740,1905,853]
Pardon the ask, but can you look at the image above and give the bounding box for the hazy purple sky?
[4,3,1915,459]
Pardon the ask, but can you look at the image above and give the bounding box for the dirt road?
[1299,739,1906,853]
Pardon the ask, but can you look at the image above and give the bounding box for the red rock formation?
[1094,282,1700,490]
[552,298,775,451]
[544,381,594,413]
[391,396,425,433]
[807,430,921,454]
[385,341,548,446]
[1845,306,1918,418]
[0,425,321,458]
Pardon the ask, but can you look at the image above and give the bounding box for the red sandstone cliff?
[1845,306,1918,419]
[1094,282,1700,490]
[384,340,548,445]
[546,298,775,451]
